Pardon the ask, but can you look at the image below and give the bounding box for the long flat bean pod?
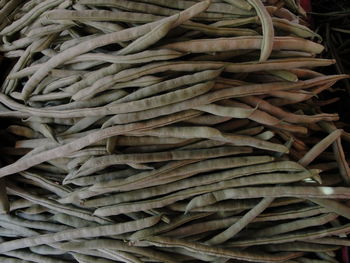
[0,216,160,253]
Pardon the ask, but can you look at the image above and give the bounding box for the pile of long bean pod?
[0,0,350,262]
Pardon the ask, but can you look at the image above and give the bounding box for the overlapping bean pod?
[0,0,349,262]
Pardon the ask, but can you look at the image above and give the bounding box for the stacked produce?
[0,0,349,262]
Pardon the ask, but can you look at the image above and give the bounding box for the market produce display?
[0,0,349,262]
